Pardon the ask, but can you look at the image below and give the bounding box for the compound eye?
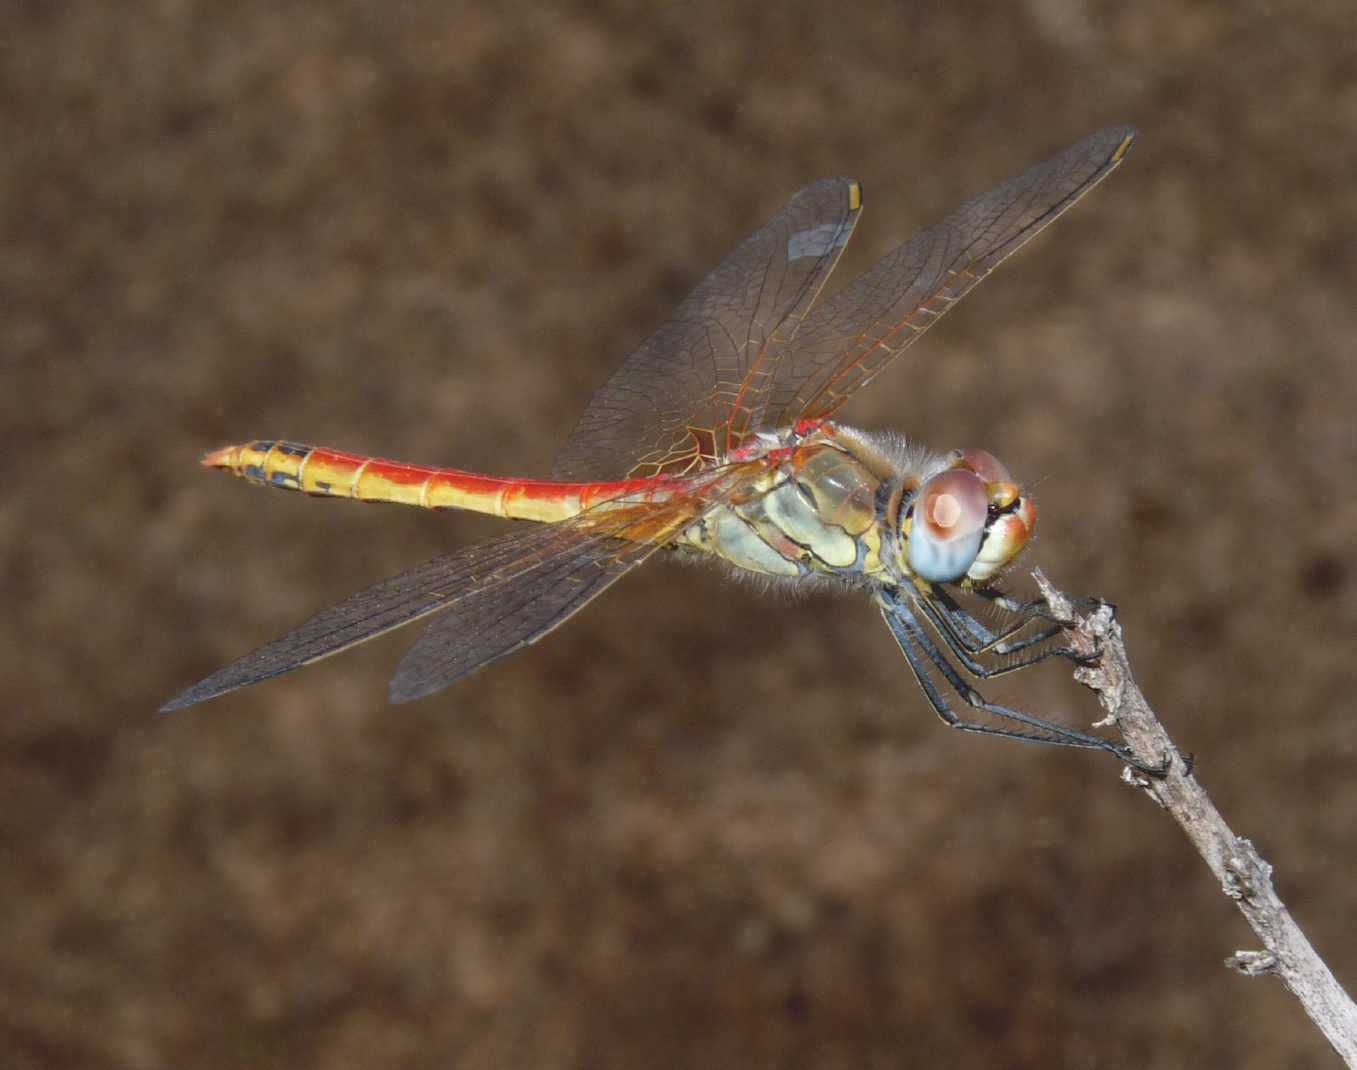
[957,448,1012,484]
[956,448,1022,510]
[907,469,988,583]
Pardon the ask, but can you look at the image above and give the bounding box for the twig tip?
[1225,950,1281,977]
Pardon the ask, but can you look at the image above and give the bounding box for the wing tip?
[159,675,240,713]
[1105,124,1137,165]
[387,679,419,704]
[158,690,198,714]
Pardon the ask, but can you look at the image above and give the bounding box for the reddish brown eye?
[957,448,1012,484]
[918,470,987,537]
[908,469,988,582]
[929,491,962,529]
[955,448,1023,509]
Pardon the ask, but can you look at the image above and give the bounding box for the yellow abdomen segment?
[202,440,656,523]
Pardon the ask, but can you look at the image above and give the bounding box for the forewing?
[552,177,862,482]
[768,126,1135,423]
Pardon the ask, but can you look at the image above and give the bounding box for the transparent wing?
[159,505,693,712]
[552,177,862,481]
[388,532,642,702]
[767,126,1136,424]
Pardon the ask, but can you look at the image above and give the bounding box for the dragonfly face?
[899,447,1037,587]
[165,126,1163,774]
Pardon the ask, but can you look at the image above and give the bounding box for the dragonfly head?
[902,448,1036,587]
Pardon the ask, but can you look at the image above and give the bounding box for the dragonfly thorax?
[676,427,887,580]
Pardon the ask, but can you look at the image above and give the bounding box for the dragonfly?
[164,125,1158,772]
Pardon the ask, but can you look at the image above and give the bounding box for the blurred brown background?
[5,2,1357,1067]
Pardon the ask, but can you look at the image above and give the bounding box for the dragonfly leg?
[878,592,1165,775]
[916,588,1081,678]
[977,588,1115,625]
[923,587,1036,651]
[971,588,1116,660]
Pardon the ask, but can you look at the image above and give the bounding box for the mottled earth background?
[5,2,1357,1067]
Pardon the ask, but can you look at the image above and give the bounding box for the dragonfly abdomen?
[201,440,661,523]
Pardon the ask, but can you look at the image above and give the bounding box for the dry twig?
[1034,569,1357,1066]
